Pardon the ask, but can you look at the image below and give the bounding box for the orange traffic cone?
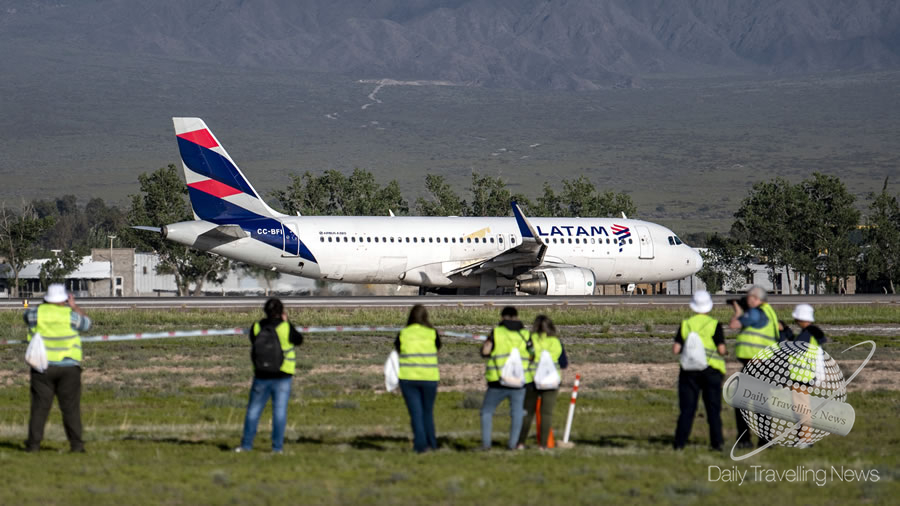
[535,398,556,449]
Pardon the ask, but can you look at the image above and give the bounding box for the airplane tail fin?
[173,117,283,222]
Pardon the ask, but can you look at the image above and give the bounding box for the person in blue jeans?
[394,305,441,453]
[236,298,303,453]
[480,306,533,450]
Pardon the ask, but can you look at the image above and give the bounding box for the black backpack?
[251,323,284,373]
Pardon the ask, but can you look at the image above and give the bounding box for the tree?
[797,173,861,293]
[696,234,754,293]
[0,203,55,297]
[468,173,531,216]
[272,168,408,216]
[863,179,900,293]
[121,165,230,296]
[415,174,467,216]
[731,178,799,293]
[239,263,282,296]
[529,177,636,218]
[39,249,83,289]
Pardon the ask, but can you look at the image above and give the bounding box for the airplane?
[137,117,703,295]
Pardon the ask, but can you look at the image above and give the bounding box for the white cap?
[44,283,68,304]
[689,290,713,314]
[792,303,815,323]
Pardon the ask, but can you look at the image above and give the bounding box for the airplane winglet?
[511,201,539,241]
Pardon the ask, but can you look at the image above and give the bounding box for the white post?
[108,235,116,297]
[562,373,581,443]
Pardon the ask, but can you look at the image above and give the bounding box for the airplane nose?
[693,249,703,270]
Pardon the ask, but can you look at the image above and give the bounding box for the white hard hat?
[792,303,815,323]
[689,290,713,314]
[44,283,68,304]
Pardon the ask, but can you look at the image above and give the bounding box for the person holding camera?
[729,285,779,448]
[23,284,92,453]
[236,298,303,454]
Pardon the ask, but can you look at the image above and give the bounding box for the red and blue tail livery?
[174,118,282,222]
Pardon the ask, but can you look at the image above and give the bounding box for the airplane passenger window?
[451,238,456,243]
[328,237,332,242]
[467,238,471,243]
[591,238,595,244]
[383,237,387,242]
[499,237,504,243]
[421,237,425,242]
[344,237,348,242]
[367,237,371,243]
[629,239,633,244]
[374,237,379,243]
[320,237,324,242]
[568,238,572,244]
[390,237,395,243]
[444,238,449,243]
[511,237,517,244]
[490,238,494,243]
[429,238,433,243]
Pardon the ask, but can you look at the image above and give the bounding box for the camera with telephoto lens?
[726,296,749,310]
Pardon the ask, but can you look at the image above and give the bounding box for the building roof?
[1,256,111,280]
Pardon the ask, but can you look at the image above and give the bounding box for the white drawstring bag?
[499,347,525,388]
[680,331,708,371]
[533,350,561,390]
[384,350,400,392]
[25,332,48,373]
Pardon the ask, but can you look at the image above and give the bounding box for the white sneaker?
[233,447,250,453]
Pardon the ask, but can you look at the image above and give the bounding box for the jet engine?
[517,267,596,296]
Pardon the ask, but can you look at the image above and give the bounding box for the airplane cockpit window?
[668,236,675,245]
[674,236,683,245]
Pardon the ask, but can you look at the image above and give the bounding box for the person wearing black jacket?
[236,298,303,453]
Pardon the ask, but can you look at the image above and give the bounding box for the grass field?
[0,307,897,504]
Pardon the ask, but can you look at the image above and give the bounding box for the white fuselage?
[180,215,702,288]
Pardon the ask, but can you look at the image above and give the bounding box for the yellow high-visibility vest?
[252,321,296,375]
[397,324,439,382]
[680,314,726,374]
[735,303,780,359]
[485,326,530,383]
[31,304,82,363]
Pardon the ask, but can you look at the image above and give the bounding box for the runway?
[1,294,897,310]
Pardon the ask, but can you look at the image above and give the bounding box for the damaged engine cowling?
[517,267,596,296]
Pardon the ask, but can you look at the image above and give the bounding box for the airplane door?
[636,226,654,259]
[282,223,300,257]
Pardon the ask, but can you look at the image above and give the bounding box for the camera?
[726,296,749,310]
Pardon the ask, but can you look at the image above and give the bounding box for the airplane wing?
[446,202,548,277]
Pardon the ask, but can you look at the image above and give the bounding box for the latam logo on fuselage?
[535,224,632,252]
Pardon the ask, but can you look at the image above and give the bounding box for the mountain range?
[3,0,900,90]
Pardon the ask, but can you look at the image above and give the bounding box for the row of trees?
[3,165,898,295]
[698,175,900,294]
[270,170,637,219]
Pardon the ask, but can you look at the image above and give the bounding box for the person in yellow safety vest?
[517,315,568,449]
[480,306,533,450]
[236,298,303,454]
[394,304,441,453]
[729,285,779,449]
[673,290,727,451]
[23,284,92,453]
[786,303,827,448]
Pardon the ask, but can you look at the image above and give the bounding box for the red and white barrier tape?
[562,373,581,443]
[0,326,489,346]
